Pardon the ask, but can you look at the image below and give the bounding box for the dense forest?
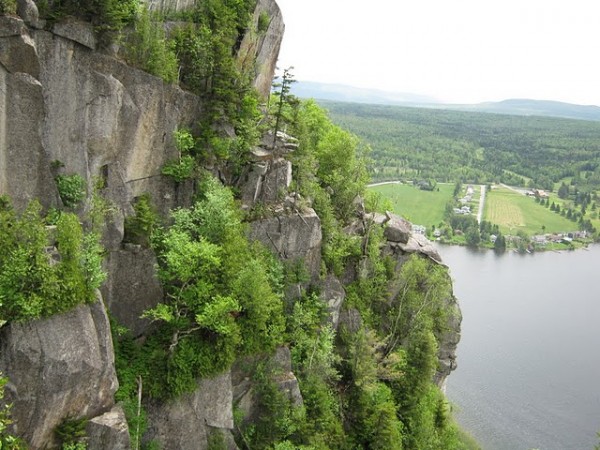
[322,101,600,193]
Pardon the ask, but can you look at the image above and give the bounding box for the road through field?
[477,185,485,223]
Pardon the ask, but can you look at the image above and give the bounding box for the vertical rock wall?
[0,296,121,449]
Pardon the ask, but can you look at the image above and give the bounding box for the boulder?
[0,296,118,449]
[260,158,291,203]
[145,371,235,450]
[86,406,131,450]
[396,234,443,263]
[16,0,40,28]
[0,16,26,37]
[53,18,97,49]
[0,30,40,78]
[248,208,322,281]
[319,274,346,329]
[383,211,411,244]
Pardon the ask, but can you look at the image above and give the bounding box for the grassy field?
[368,183,455,227]
[484,186,576,235]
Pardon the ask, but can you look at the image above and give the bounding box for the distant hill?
[291,81,438,106]
[293,81,600,122]
[445,99,600,122]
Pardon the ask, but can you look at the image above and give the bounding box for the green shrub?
[161,155,196,183]
[55,417,88,448]
[0,373,26,449]
[56,174,86,208]
[0,199,105,323]
[123,194,159,246]
[257,11,270,33]
[125,7,178,83]
[0,0,16,15]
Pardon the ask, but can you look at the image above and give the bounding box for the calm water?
[438,244,600,450]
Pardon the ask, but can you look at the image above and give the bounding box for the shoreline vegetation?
[368,180,597,254]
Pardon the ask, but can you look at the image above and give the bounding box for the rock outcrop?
[249,208,323,281]
[0,295,121,449]
[145,371,236,450]
[86,406,131,450]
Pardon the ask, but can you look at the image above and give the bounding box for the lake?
[437,244,600,450]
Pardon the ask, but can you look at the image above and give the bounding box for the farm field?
[484,186,575,235]
[368,183,455,227]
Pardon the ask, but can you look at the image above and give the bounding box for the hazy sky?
[275,0,600,106]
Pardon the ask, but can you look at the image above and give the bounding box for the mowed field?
[368,183,455,227]
[484,186,575,234]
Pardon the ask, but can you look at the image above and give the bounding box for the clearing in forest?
[368,183,455,227]
[484,186,575,235]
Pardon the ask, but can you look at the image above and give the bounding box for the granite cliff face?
[0,2,460,448]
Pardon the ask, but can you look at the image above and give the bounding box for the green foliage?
[289,100,369,274]
[257,11,270,33]
[56,174,86,208]
[162,128,198,182]
[55,417,88,448]
[271,67,298,146]
[0,374,26,449]
[38,0,138,31]
[125,7,179,83]
[206,429,227,450]
[0,0,16,15]
[323,100,600,190]
[242,362,306,449]
[123,194,159,246]
[161,155,196,183]
[0,200,105,324]
[117,175,285,398]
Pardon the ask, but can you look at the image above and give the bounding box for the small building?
[533,189,549,199]
[412,224,426,235]
[490,234,497,243]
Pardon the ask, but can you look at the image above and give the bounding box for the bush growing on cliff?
[124,7,178,83]
[0,373,25,449]
[118,174,285,398]
[0,0,16,15]
[38,0,138,30]
[55,174,86,208]
[0,199,105,323]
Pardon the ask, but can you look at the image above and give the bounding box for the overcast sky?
[275,0,600,106]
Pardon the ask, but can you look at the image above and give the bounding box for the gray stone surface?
[145,371,234,450]
[337,308,363,335]
[16,0,40,27]
[248,208,322,280]
[0,32,40,78]
[238,0,285,98]
[239,161,268,206]
[434,297,462,386]
[53,18,97,49]
[144,0,196,12]
[87,405,131,450]
[259,158,291,203]
[384,211,412,244]
[102,247,163,337]
[0,296,118,449]
[0,16,25,37]
[395,233,443,263]
[319,274,346,329]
